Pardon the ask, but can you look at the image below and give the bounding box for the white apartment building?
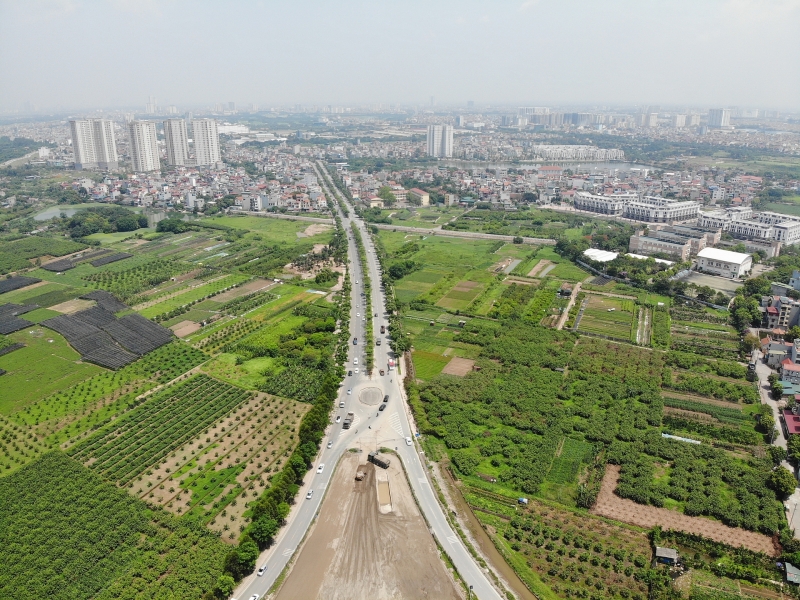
[128,121,160,172]
[69,119,118,170]
[698,207,800,246]
[728,220,774,240]
[426,125,453,158]
[696,247,752,279]
[573,191,632,215]
[573,191,698,223]
[708,108,731,128]
[623,197,700,223]
[193,118,221,166]
[163,118,190,166]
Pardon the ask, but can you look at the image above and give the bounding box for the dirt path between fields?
[274,453,463,600]
[592,465,777,556]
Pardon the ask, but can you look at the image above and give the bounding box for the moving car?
[317,463,325,474]
[250,595,260,600]
[354,368,359,374]
[379,369,385,376]
[379,403,386,411]
[353,338,358,345]
[353,357,358,365]
[347,388,352,395]
[384,394,389,402]
[306,490,313,500]
[339,400,345,407]
[335,416,341,423]
[405,437,413,446]
[257,564,267,577]
[327,440,333,449]
[348,370,352,376]
[356,313,360,317]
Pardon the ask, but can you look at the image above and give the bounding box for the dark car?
[353,338,358,345]
[383,395,389,402]
[348,370,353,376]
[379,403,387,411]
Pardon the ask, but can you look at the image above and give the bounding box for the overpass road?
[234,164,502,600]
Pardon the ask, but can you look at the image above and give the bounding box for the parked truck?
[342,412,354,429]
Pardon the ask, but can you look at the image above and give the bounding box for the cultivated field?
[592,465,775,555]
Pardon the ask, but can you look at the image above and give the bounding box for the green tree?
[787,326,800,343]
[213,574,235,599]
[768,446,787,465]
[742,276,771,297]
[788,435,800,463]
[768,467,797,498]
[742,332,761,353]
[249,516,278,549]
[377,186,396,207]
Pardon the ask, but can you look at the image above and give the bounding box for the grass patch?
[0,328,103,414]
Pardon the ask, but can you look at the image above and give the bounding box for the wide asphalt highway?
[234,165,501,600]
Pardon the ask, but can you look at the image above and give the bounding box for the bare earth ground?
[170,320,201,338]
[592,465,776,555]
[441,357,475,376]
[304,223,332,236]
[527,259,553,277]
[49,298,95,314]
[275,453,463,600]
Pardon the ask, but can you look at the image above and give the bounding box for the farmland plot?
[69,374,252,485]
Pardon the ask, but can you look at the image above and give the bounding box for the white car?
[257,564,267,577]
[347,388,352,395]
[354,368,359,374]
[353,358,358,365]
[306,490,313,500]
[327,440,333,449]
[357,313,360,317]
[405,437,413,446]
[250,595,260,600]
[317,463,325,474]
[335,416,341,423]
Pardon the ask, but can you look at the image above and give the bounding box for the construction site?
[274,452,463,600]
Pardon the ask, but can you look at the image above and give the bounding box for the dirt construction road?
[275,453,462,600]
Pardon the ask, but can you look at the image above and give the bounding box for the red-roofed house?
[783,409,800,436]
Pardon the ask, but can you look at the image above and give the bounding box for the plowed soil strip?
[591,465,776,556]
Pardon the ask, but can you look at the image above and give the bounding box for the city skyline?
[1,0,799,112]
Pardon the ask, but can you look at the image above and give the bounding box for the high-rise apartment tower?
[128,121,160,172]
[69,119,118,170]
[192,118,221,166]
[708,108,731,128]
[426,124,453,158]
[163,118,190,166]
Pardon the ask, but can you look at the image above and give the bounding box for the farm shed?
[655,547,678,566]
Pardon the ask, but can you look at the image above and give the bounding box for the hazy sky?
[1,0,799,111]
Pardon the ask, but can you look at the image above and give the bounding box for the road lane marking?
[418,477,428,485]
[282,547,294,557]
[389,412,403,436]
[447,535,459,544]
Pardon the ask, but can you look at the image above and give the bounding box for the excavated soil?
[275,453,463,600]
